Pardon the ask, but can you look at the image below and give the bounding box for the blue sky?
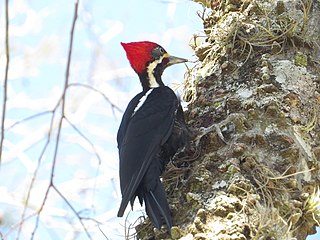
[0,0,203,239]
[0,0,318,239]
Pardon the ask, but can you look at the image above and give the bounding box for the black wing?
[117,86,178,217]
[117,91,145,147]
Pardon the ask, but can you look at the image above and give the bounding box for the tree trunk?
[136,0,320,239]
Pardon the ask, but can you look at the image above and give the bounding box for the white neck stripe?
[146,57,163,88]
[132,89,153,116]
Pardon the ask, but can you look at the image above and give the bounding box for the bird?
[117,41,189,230]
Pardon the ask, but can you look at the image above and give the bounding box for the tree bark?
[136,0,320,239]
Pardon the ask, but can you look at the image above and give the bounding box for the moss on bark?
[136,1,320,239]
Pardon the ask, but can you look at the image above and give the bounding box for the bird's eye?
[151,46,166,59]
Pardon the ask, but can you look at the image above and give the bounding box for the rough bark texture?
[136,0,320,239]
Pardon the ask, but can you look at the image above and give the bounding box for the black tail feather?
[144,183,172,230]
[144,193,162,228]
[150,190,172,229]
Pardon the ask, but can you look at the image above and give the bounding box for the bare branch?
[52,185,93,240]
[5,212,38,239]
[0,0,10,165]
[64,116,102,164]
[8,1,120,238]
[68,83,123,113]
[16,111,55,239]
[7,110,52,130]
[30,176,52,240]
[97,224,110,240]
[30,0,82,238]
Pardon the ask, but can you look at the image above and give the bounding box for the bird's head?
[121,41,187,90]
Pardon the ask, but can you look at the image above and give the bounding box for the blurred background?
[0,0,202,239]
[0,0,318,239]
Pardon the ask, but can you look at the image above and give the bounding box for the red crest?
[121,41,160,74]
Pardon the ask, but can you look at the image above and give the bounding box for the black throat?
[138,63,165,91]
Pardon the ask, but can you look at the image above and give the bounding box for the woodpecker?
[117,41,189,230]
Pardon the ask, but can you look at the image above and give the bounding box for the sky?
[0,0,318,239]
[0,0,203,239]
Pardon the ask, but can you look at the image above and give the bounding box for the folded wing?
[117,86,178,219]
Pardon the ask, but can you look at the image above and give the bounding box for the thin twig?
[52,0,79,193]
[5,212,38,239]
[64,116,102,211]
[97,224,110,239]
[16,111,55,239]
[52,185,93,239]
[7,110,52,130]
[64,116,102,164]
[30,0,81,238]
[268,167,315,180]
[0,0,10,165]
[31,181,51,239]
[68,83,123,113]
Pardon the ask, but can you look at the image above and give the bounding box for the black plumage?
[117,41,189,230]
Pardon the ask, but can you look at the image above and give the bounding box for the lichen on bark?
[136,0,320,239]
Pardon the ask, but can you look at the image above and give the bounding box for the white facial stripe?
[146,56,164,88]
[132,89,153,116]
